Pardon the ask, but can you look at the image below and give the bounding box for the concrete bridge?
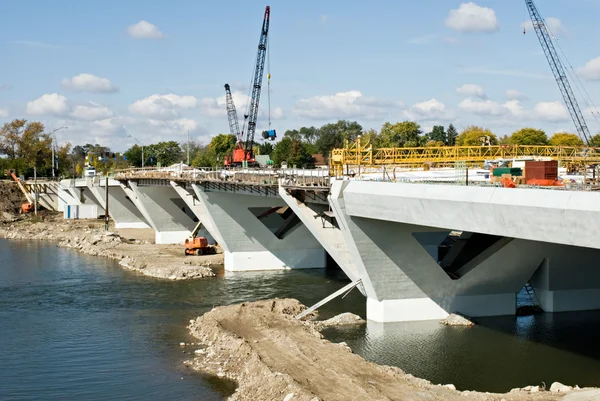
[35,167,600,324]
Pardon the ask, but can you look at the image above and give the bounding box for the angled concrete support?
[192,184,326,271]
[169,182,216,243]
[88,182,150,229]
[125,181,197,244]
[278,185,360,282]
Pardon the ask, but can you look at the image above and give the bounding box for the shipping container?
[492,167,523,177]
[525,160,558,180]
[63,204,99,219]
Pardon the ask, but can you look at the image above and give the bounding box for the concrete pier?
[192,183,326,271]
[125,182,197,244]
[87,180,150,229]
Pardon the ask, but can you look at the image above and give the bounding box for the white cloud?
[148,118,198,135]
[404,99,454,121]
[129,94,198,119]
[0,108,8,118]
[127,20,165,39]
[320,15,328,24]
[459,97,507,116]
[506,89,525,100]
[292,90,402,120]
[407,34,437,45]
[445,2,499,33]
[70,102,114,121]
[521,17,565,36]
[456,84,486,98]
[532,101,569,122]
[0,84,11,91]
[459,96,569,122]
[61,73,118,93]
[27,93,70,116]
[577,57,600,81]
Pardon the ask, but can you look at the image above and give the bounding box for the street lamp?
[50,126,68,180]
[126,133,145,169]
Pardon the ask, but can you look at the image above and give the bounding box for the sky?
[1,0,600,152]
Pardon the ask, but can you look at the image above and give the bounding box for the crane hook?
[523,28,526,35]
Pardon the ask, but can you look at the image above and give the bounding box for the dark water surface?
[2,239,600,399]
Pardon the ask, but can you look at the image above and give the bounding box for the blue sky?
[1,0,599,151]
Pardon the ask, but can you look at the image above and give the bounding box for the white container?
[64,204,98,219]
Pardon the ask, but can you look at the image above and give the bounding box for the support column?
[126,181,197,244]
[88,182,150,229]
[530,245,600,312]
[169,182,216,243]
[192,184,326,271]
[329,181,549,323]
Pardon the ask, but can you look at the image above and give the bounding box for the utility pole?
[49,127,68,180]
[187,130,190,165]
[104,175,109,231]
[34,166,37,216]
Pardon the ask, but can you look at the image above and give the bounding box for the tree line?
[1,118,597,178]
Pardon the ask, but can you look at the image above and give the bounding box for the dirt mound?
[187,299,566,401]
[0,180,26,218]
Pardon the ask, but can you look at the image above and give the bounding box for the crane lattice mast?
[525,0,591,145]
[224,83,241,139]
[243,5,270,156]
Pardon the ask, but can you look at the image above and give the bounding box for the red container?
[525,160,558,180]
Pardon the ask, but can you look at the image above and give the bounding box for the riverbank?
[186,298,598,401]
[0,213,223,280]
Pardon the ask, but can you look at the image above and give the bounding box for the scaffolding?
[330,139,600,176]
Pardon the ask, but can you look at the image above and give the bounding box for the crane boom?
[224,84,241,140]
[525,0,591,145]
[243,5,270,156]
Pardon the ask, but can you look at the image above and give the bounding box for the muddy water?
[2,239,600,399]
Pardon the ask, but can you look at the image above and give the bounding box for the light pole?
[50,126,68,180]
[126,133,144,169]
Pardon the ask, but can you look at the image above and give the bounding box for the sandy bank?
[186,299,598,401]
[0,213,223,280]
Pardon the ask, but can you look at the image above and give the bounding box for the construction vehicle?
[224,6,276,167]
[183,222,216,256]
[9,171,34,213]
[525,0,593,145]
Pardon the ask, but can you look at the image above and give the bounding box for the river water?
[2,239,600,400]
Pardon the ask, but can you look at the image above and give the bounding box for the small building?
[255,155,272,168]
[312,154,328,169]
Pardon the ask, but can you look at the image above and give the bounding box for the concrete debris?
[0,214,222,280]
[316,312,366,328]
[440,313,475,327]
[550,382,573,393]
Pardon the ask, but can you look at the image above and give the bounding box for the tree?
[446,124,458,146]
[124,144,144,167]
[180,139,205,164]
[271,137,314,168]
[209,134,237,160]
[257,142,274,155]
[299,126,318,144]
[378,121,423,147]
[456,126,498,146]
[425,140,445,147]
[508,128,548,145]
[146,141,183,166]
[589,134,600,147]
[283,129,301,141]
[314,120,363,157]
[549,132,584,146]
[428,126,446,144]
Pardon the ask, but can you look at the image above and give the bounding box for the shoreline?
[0,213,223,280]
[185,298,598,401]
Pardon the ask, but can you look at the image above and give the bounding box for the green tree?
[456,126,498,146]
[299,126,318,144]
[209,134,237,160]
[428,125,446,144]
[378,121,423,147]
[271,137,314,168]
[283,129,301,141]
[589,134,600,147]
[446,124,458,146]
[314,120,363,157]
[425,140,445,147]
[549,132,584,146]
[145,141,183,166]
[257,142,274,155]
[124,144,144,167]
[508,128,548,145]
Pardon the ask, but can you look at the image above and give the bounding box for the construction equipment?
[183,222,216,256]
[10,171,34,213]
[525,0,592,145]
[224,6,275,167]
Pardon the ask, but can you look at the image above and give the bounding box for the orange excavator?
[183,222,216,256]
[10,171,34,213]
